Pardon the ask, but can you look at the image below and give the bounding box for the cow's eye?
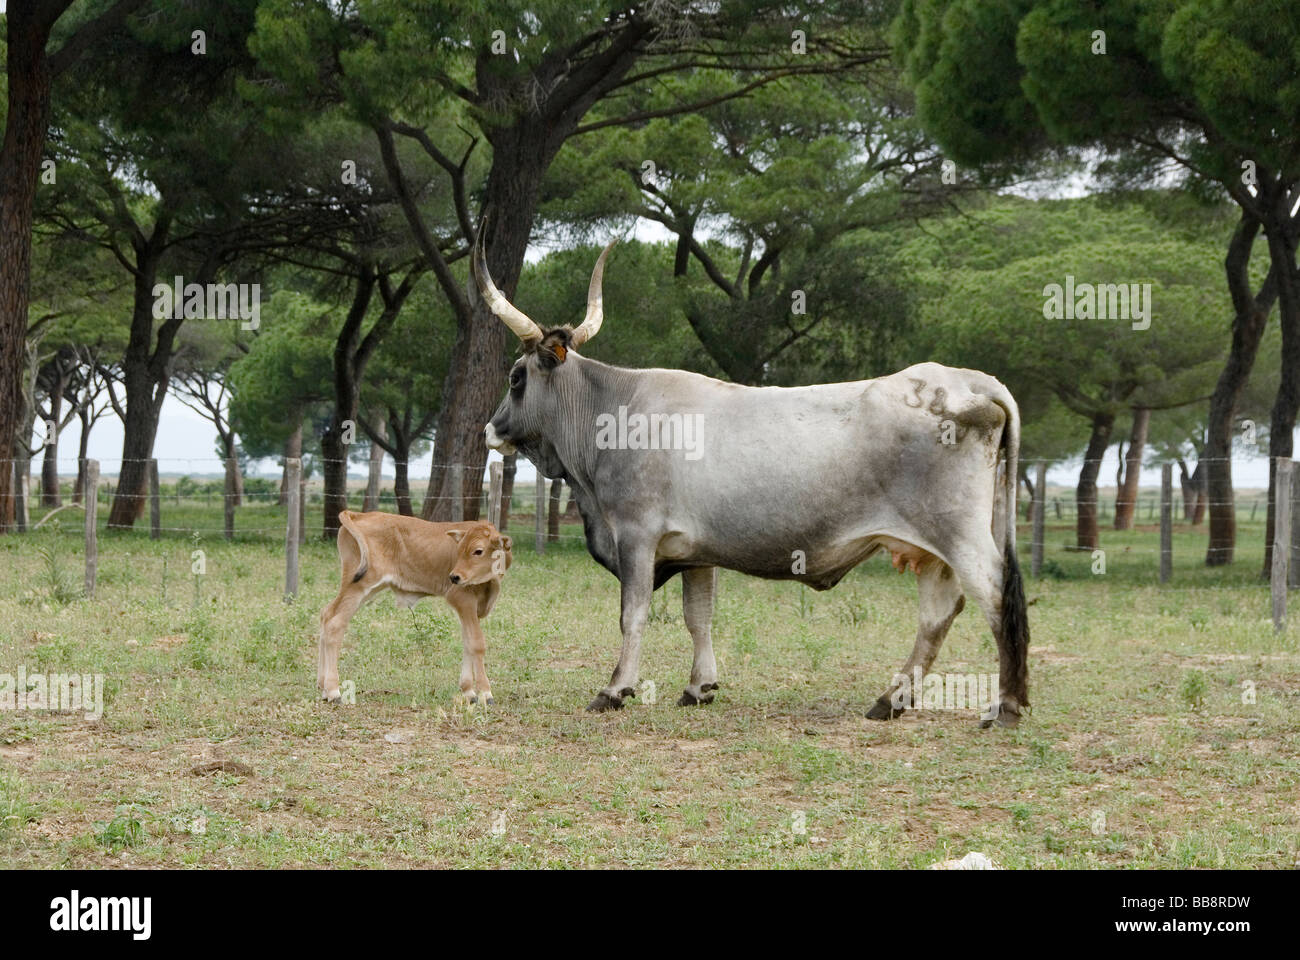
[474,549,484,556]
[509,367,525,391]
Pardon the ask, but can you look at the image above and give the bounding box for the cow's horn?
[472,225,543,343]
[570,239,617,348]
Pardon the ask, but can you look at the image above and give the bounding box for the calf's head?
[447,523,513,586]
[477,228,615,479]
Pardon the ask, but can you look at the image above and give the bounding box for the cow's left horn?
[570,239,617,348]
[472,223,543,343]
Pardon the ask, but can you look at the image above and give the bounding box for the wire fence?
[5,454,1300,628]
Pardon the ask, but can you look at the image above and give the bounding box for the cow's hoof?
[586,691,625,712]
[467,694,478,705]
[322,689,342,704]
[978,703,1021,729]
[677,682,718,706]
[866,696,904,720]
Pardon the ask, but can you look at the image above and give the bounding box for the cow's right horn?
[471,224,543,343]
[570,239,616,348]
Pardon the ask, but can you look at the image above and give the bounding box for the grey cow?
[476,236,1030,727]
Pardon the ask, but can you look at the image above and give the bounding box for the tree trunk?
[1191,459,1208,525]
[497,453,516,530]
[1021,471,1035,524]
[0,12,57,533]
[1113,407,1149,530]
[74,407,92,505]
[548,477,562,542]
[1177,459,1194,521]
[1205,214,1276,565]
[363,420,386,511]
[1261,224,1300,575]
[279,421,302,506]
[222,434,243,510]
[322,267,378,539]
[393,447,412,516]
[422,149,546,522]
[563,480,581,520]
[1076,412,1114,550]
[107,248,177,528]
[40,371,67,507]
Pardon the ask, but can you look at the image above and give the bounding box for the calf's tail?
[338,511,370,583]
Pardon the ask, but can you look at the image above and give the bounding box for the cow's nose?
[449,574,461,584]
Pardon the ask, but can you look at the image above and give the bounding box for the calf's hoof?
[321,688,342,704]
[677,682,718,706]
[866,696,904,721]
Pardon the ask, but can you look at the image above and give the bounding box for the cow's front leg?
[588,546,654,712]
[678,566,719,706]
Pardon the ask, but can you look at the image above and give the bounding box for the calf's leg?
[447,588,492,705]
[678,566,719,706]
[318,587,365,702]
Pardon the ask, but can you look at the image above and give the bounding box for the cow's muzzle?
[484,422,516,455]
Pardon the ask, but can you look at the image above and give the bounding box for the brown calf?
[318,511,513,705]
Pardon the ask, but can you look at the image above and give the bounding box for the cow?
[473,235,1029,727]
[318,511,513,706]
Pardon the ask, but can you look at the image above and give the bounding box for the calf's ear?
[500,535,513,552]
[447,529,466,543]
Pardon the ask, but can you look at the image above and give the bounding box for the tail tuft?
[1001,528,1030,708]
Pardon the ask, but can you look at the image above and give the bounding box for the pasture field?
[1,498,1298,869]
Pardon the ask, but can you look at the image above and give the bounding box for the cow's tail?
[994,387,1030,710]
[338,511,370,583]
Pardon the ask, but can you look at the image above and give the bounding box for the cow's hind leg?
[947,535,1026,728]
[867,560,964,720]
[678,566,719,706]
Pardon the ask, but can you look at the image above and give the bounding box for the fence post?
[223,457,236,541]
[149,459,161,540]
[299,472,307,546]
[535,477,545,555]
[1160,462,1172,584]
[285,457,301,600]
[449,464,463,523]
[1290,468,1300,589]
[13,463,28,533]
[1031,461,1046,578]
[1271,459,1292,633]
[487,461,503,529]
[84,460,99,599]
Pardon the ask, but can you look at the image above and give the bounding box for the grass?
[0,497,1298,868]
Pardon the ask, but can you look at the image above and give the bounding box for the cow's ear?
[447,529,466,543]
[538,344,565,369]
[500,535,512,552]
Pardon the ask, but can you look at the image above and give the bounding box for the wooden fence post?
[548,478,562,542]
[13,463,28,532]
[535,477,545,554]
[223,457,236,540]
[285,457,301,600]
[1271,459,1292,632]
[149,459,161,540]
[1290,467,1300,589]
[487,461,503,530]
[450,464,463,523]
[1032,461,1046,578]
[84,460,99,599]
[1160,463,1172,584]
